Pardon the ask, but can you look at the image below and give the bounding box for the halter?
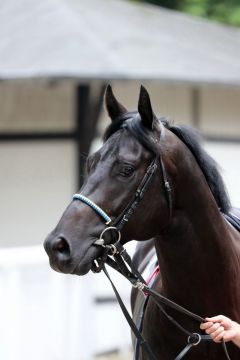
[72,121,230,360]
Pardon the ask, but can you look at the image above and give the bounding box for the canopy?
[1,0,240,86]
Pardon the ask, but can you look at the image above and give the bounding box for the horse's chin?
[70,262,93,276]
[80,244,103,274]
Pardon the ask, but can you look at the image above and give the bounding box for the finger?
[206,315,226,323]
[207,316,233,331]
[206,323,221,335]
[211,326,225,341]
[213,329,225,343]
[200,321,213,330]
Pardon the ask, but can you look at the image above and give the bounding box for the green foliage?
[136,0,240,26]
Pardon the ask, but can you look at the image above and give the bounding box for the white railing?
[0,245,134,360]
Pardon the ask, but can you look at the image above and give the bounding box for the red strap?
[146,265,160,287]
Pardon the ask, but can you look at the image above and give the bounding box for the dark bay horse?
[44,85,240,359]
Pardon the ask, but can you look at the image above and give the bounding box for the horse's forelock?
[103,112,136,142]
[103,111,159,155]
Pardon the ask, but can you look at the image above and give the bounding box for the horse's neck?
[154,167,240,316]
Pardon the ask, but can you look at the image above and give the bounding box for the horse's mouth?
[64,242,104,276]
[70,250,100,275]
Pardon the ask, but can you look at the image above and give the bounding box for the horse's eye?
[120,165,135,177]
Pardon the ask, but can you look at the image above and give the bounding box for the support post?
[75,84,90,189]
[191,87,200,129]
[75,83,106,189]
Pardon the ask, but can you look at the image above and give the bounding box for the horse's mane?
[103,112,231,214]
[166,122,231,214]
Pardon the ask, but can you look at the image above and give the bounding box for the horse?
[44,85,240,359]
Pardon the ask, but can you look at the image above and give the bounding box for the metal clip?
[165,181,171,192]
[109,244,118,255]
[133,281,146,292]
[94,239,105,247]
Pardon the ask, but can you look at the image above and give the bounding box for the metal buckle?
[188,333,201,346]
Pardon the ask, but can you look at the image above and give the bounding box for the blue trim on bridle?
[72,194,112,225]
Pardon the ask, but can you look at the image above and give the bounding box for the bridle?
[72,121,231,360]
[73,121,172,235]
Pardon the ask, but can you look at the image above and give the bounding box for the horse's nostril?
[54,237,71,257]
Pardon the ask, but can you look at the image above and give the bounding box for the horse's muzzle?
[44,235,74,274]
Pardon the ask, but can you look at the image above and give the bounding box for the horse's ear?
[105,85,127,121]
[138,85,154,130]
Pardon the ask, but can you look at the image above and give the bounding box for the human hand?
[200,315,240,348]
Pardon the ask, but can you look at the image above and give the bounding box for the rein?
[72,123,231,360]
[91,242,230,360]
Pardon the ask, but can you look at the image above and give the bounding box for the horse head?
[44,86,172,275]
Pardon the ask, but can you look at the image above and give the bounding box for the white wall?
[0,246,133,360]
[201,87,240,138]
[205,142,240,208]
[0,140,76,247]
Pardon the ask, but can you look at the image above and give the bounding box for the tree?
[135,0,240,27]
